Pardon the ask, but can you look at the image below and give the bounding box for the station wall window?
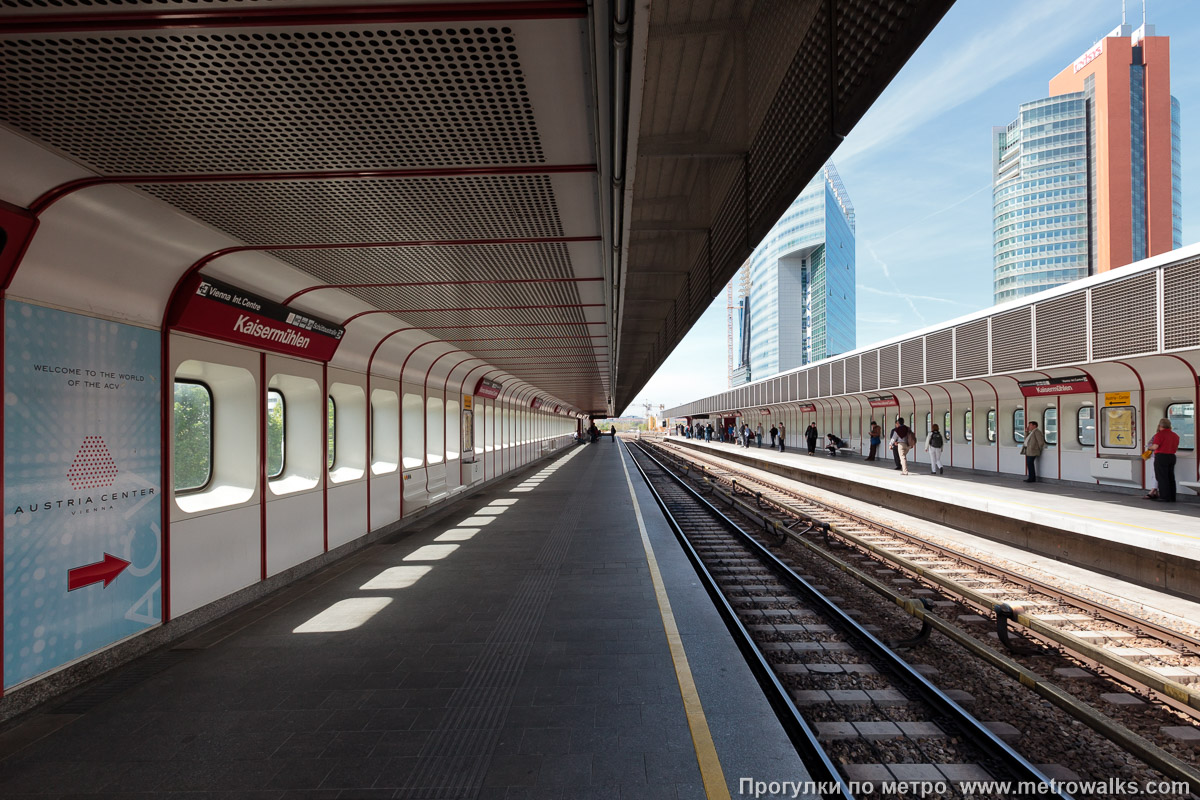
[266,389,285,478]
[943,411,951,442]
[446,398,460,460]
[485,404,494,452]
[426,396,444,464]
[329,383,366,482]
[986,409,997,444]
[924,412,931,437]
[267,374,321,495]
[371,389,399,474]
[474,400,485,455]
[173,359,256,513]
[174,380,213,493]
[401,392,424,469]
[1013,408,1025,443]
[1102,406,1136,448]
[1077,406,1096,446]
[964,409,973,443]
[1043,407,1057,446]
[327,397,336,470]
[1167,403,1195,450]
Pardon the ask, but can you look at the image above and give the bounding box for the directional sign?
[67,554,131,591]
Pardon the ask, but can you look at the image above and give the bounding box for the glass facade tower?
[734,164,855,385]
[993,23,1180,304]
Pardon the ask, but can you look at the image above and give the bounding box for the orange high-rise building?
[993,22,1181,303]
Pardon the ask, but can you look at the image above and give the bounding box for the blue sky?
[623,0,1200,417]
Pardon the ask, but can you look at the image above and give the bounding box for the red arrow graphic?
[67,553,131,591]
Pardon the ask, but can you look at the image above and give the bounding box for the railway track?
[643,438,1200,796]
[624,440,1069,800]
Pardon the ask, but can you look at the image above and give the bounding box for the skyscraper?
[732,164,855,386]
[993,20,1180,304]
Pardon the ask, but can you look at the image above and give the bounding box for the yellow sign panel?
[463,394,474,410]
[1104,406,1135,448]
[1104,391,1131,407]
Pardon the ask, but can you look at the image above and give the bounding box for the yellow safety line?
[618,445,731,800]
[691,441,1200,542]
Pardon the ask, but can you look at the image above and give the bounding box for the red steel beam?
[285,271,603,305]
[342,303,603,325]
[31,163,597,216]
[0,1,588,34]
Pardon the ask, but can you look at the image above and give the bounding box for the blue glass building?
[732,164,855,385]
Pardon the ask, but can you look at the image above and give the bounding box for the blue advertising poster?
[4,301,162,689]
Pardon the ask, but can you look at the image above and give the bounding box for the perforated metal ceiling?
[1,26,541,173]
[1,0,954,414]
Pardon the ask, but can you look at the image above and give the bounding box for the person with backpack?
[867,421,882,461]
[889,416,912,475]
[925,423,945,475]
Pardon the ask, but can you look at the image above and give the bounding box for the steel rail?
[627,440,1070,799]
[621,441,851,800]
[656,440,1200,717]
[645,440,1200,796]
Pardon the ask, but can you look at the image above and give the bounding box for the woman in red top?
[1145,418,1180,502]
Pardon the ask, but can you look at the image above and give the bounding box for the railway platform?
[667,436,1200,605]
[0,442,810,799]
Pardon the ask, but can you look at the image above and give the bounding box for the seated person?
[825,433,845,456]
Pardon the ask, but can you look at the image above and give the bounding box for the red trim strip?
[322,362,329,554]
[259,353,268,581]
[342,303,604,326]
[31,163,598,216]
[1,1,588,34]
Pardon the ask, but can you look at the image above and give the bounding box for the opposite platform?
[668,436,1200,603]
[0,440,811,799]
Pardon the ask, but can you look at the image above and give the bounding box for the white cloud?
[834,0,1092,167]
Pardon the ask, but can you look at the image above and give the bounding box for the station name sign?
[474,377,503,399]
[1017,375,1096,397]
[530,397,543,410]
[796,404,816,412]
[171,275,345,361]
[868,395,899,408]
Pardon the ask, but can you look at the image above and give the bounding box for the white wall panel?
[266,490,324,576]
[170,505,260,617]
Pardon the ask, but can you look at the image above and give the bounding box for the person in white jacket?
[924,423,945,475]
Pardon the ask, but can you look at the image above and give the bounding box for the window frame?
[943,411,951,443]
[964,409,973,443]
[173,379,215,495]
[1166,402,1195,451]
[1077,405,1096,447]
[1043,406,1058,446]
[986,409,997,444]
[266,388,287,480]
[327,395,337,471]
[1013,408,1025,443]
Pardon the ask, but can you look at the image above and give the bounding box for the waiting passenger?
[805,423,819,455]
[925,423,944,475]
[769,425,778,447]
[756,423,764,448]
[888,418,903,470]
[889,417,911,475]
[867,420,881,462]
[825,433,845,456]
[1021,420,1045,483]
[705,424,714,442]
[610,425,616,441]
[778,422,787,453]
[1145,418,1180,502]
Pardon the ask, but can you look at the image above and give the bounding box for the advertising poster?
[4,301,162,688]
